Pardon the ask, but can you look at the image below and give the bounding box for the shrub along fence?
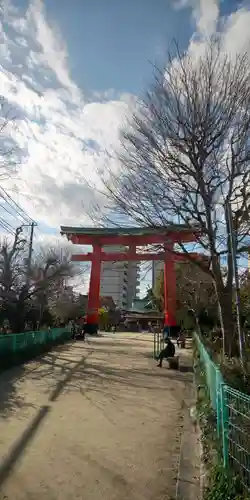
[194,333,250,494]
[0,327,72,371]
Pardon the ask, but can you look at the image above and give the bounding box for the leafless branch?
[97,40,250,353]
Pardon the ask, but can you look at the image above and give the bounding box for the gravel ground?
[0,333,195,500]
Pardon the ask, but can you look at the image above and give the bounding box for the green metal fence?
[195,333,224,435]
[194,333,250,493]
[0,327,71,367]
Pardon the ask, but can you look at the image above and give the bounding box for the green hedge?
[0,328,72,371]
[193,337,249,499]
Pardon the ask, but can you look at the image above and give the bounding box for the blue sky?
[11,0,242,95]
[44,0,191,95]
[0,0,249,293]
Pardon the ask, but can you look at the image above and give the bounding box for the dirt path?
[0,333,195,500]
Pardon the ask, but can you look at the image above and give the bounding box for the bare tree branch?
[98,40,250,354]
[0,238,80,332]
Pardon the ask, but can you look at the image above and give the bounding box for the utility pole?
[26,222,35,285]
[226,200,244,365]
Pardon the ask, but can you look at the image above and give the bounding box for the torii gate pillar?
[163,245,176,327]
[86,244,102,333]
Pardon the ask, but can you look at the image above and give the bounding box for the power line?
[0,218,15,235]
[0,200,20,220]
[0,184,37,242]
[0,186,34,225]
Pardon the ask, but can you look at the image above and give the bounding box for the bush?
[198,331,250,396]
[193,339,248,499]
[204,464,247,500]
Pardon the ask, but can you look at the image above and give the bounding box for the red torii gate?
[60,225,201,334]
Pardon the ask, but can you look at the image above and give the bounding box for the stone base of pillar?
[85,322,98,335]
[164,324,181,338]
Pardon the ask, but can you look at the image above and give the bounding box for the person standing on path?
[163,324,170,341]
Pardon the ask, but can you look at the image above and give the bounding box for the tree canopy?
[0,231,80,332]
[102,41,250,354]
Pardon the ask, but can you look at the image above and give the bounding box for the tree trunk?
[12,303,26,333]
[217,285,238,357]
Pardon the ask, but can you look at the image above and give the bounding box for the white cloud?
[0,0,133,231]
[222,8,250,57]
[26,0,81,102]
[1,0,250,296]
[172,0,250,72]
[194,0,219,35]
[173,0,219,35]
[173,0,250,56]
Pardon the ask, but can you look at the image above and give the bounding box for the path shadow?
[0,348,90,488]
[0,337,193,487]
[179,365,193,373]
[26,350,193,405]
[0,343,76,419]
[48,350,92,403]
[0,405,50,488]
[14,335,194,400]
[0,364,36,420]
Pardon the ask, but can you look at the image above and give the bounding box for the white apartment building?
[100,245,140,309]
[152,260,164,290]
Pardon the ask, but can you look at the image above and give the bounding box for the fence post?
[160,335,164,351]
[221,383,229,467]
[153,331,156,358]
[216,368,222,437]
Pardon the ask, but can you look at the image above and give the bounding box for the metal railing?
[0,327,71,364]
[194,333,250,492]
[153,329,164,359]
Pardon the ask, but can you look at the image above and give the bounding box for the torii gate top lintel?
[60,224,200,246]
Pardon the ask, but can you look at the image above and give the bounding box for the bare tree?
[175,262,218,330]
[25,247,77,329]
[150,263,217,328]
[103,41,250,355]
[0,238,78,332]
[0,227,26,302]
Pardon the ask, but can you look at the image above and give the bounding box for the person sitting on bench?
[157,338,175,367]
[177,331,185,348]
